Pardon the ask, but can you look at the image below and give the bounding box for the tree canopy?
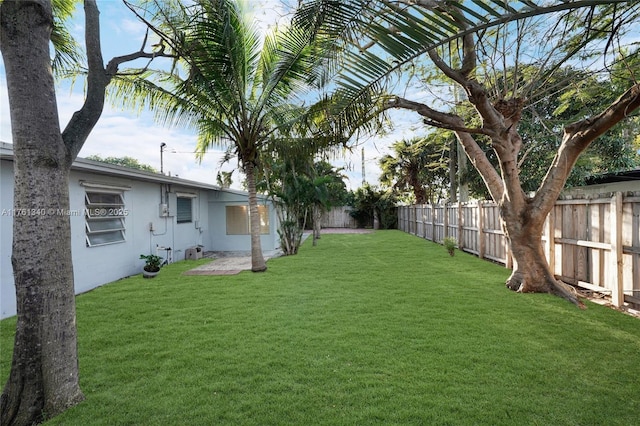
[379,135,450,204]
[85,154,158,172]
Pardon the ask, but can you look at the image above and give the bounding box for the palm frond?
[109,71,196,127]
[51,0,84,76]
[255,20,322,117]
[184,0,259,115]
[295,0,635,141]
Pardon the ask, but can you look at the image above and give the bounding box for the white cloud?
[244,0,294,34]
[116,18,147,38]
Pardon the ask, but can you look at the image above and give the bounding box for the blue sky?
[0,0,428,190]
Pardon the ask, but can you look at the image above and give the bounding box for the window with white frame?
[226,205,269,235]
[176,196,193,223]
[85,191,126,247]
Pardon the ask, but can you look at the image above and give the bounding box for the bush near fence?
[398,191,640,308]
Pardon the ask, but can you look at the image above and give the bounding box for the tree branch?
[535,82,640,212]
[386,96,504,201]
[105,46,175,76]
[387,96,463,127]
[388,96,504,138]
[456,131,504,202]
[422,4,506,135]
[427,49,468,87]
[122,0,185,64]
[420,119,495,137]
[564,82,640,139]
[62,0,174,161]
[62,0,106,161]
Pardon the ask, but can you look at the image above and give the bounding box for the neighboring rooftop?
[585,169,640,185]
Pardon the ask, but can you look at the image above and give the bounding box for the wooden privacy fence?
[398,191,640,308]
[320,206,358,229]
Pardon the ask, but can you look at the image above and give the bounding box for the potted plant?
[140,254,163,278]
[443,237,457,256]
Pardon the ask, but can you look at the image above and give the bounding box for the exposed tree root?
[505,275,586,309]
[550,280,586,309]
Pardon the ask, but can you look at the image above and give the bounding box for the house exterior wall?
[66,172,212,290]
[0,157,279,319]
[207,190,279,252]
[563,180,640,196]
[1,160,15,318]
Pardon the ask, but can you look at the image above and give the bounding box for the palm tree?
[258,135,348,253]
[379,136,449,205]
[117,0,324,271]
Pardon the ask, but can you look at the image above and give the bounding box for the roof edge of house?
[1,141,263,199]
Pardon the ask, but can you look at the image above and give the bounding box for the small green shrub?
[443,236,457,256]
[139,254,163,272]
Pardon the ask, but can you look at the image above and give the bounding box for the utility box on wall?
[185,246,203,260]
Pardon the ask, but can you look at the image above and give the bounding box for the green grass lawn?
[2,230,639,425]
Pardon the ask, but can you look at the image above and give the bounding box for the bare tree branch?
[62,0,174,160]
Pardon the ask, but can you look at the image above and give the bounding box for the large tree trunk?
[244,161,267,272]
[499,199,584,307]
[2,166,84,425]
[0,1,84,424]
[1,0,169,423]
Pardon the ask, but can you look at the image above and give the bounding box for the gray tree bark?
[0,1,174,423]
[244,161,268,272]
[312,205,322,246]
[0,2,83,424]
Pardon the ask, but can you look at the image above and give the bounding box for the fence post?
[430,204,435,242]
[478,201,485,260]
[458,202,464,249]
[413,205,417,234]
[443,203,449,241]
[422,204,428,239]
[403,206,407,231]
[610,192,624,307]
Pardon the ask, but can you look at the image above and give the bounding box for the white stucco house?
[0,142,280,318]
